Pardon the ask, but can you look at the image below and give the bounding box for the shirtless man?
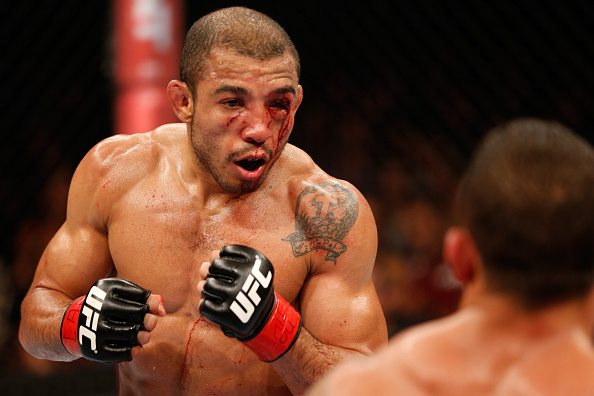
[308,118,594,396]
[18,7,387,395]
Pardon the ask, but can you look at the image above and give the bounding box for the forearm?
[19,286,78,362]
[273,327,366,395]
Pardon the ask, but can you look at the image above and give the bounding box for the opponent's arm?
[19,139,165,362]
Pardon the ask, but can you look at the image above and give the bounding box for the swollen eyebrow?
[274,87,296,96]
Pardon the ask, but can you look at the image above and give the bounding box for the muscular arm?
[19,225,114,360]
[19,136,163,361]
[274,181,388,394]
[19,142,116,360]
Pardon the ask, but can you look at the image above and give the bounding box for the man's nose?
[241,108,272,145]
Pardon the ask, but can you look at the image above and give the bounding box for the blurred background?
[1,0,593,394]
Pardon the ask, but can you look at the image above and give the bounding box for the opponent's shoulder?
[391,312,472,354]
[318,321,467,396]
[495,331,594,395]
[310,350,423,395]
[375,312,482,382]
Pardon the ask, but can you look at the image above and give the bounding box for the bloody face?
[189,48,303,195]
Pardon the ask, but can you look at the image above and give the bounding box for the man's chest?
[105,188,306,310]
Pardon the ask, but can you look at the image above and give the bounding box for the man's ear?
[443,227,482,285]
[295,85,304,112]
[167,80,194,123]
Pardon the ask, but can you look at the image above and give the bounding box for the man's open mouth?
[235,158,265,171]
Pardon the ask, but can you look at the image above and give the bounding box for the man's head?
[180,7,300,97]
[167,7,303,196]
[451,118,594,309]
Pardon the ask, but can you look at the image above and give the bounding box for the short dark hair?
[455,118,594,309]
[180,7,300,96]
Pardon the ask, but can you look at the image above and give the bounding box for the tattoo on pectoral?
[283,182,359,264]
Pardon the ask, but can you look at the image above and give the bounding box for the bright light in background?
[113,0,184,135]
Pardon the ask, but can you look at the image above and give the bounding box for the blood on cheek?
[274,112,293,156]
[267,105,292,155]
[224,102,292,155]
[226,113,242,128]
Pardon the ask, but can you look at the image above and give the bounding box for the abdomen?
[117,313,290,395]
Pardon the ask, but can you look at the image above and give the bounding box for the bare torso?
[94,125,330,395]
[21,44,387,394]
[309,303,594,396]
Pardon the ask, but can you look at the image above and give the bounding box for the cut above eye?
[236,158,264,171]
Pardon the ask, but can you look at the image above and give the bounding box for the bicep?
[300,272,387,355]
[28,150,115,299]
[31,221,114,299]
[299,195,387,354]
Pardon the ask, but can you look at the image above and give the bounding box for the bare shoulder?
[80,124,183,177]
[495,331,594,396]
[308,348,421,396]
[366,313,476,385]
[74,124,184,195]
[69,124,186,225]
[310,319,467,395]
[277,144,377,270]
[279,144,365,198]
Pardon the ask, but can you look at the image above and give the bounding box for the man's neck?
[459,290,594,339]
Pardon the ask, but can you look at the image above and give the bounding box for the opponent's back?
[310,306,594,396]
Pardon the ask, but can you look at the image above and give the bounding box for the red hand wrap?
[243,293,302,362]
[61,296,85,357]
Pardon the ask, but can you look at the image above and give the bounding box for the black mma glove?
[61,278,150,363]
[200,245,302,362]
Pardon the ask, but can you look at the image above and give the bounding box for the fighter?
[19,6,387,395]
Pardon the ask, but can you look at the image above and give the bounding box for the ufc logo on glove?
[230,256,272,323]
[61,278,151,362]
[200,245,302,362]
[79,285,106,351]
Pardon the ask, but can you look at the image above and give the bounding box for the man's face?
[190,48,302,195]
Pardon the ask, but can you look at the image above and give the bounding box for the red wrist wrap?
[243,293,302,362]
[61,296,85,357]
